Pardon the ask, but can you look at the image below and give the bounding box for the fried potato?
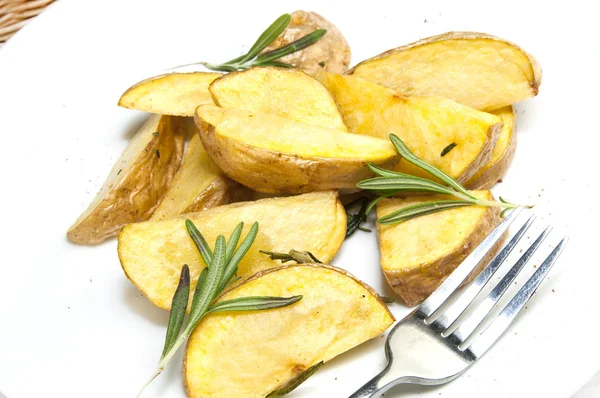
[376,191,502,306]
[118,72,221,116]
[318,72,502,183]
[466,106,517,189]
[350,32,542,112]
[184,264,394,398]
[118,191,347,310]
[67,115,185,245]
[151,132,250,220]
[260,10,351,75]
[209,67,347,131]
[195,105,398,193]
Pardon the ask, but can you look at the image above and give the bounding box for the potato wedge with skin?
[67,115,185,244]
[466,106,517,189]
[318,72,502,183]
[350,32,542,112]
[260,10,351,75]
[184,264,394,398]
[118,191,347,310]
[118,72,221,116]
[195,105,398,193]
[151,132,250,220]
[377,191,502,306]
[209,67,348,131]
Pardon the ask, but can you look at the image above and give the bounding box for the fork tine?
[466,238,568,358]
[448,226,552,344]
[418,207,523,318]
[431,216,536,331]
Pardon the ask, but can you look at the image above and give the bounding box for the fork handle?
[349,365,407,398]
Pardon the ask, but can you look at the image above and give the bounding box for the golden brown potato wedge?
[376,191,502,306]
[209,66,347,131]
[119,191,347,310]
[195,105,398,193]
[318,72,502,183]
[350,32,542,111]
[184,264,394,398]
[67,115,185,245]
[260,10,351,75]
[151,132,250,220]
[118,72,221,116]
[466,106,517,189]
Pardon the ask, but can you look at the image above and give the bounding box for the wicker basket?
[0,0,54,47]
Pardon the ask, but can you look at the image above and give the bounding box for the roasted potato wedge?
[209,67,347,131]
[350,32,542,111]
[151,132,250,220]
[118,72,221,116]
[318,72,502,183]
[466,106,517,189]
[195,105,398,193]
[119,191,347,310]
[184,264,394,398]
[260,10,351,75]
[377,191,502,306]
[67,115,185,244]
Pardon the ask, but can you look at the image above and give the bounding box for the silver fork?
[350,209,567,398]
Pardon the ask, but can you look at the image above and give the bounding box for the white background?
[0,1,598,397]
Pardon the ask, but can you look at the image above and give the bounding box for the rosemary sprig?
[260,249,322,264]
[193,14,327,72]
[266,361,325,397]
[344,197,372,237]
[358,135,528,225]
[137,220,302,397]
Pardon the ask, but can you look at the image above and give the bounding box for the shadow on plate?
[122,280,169,327]
[120,114,149,141]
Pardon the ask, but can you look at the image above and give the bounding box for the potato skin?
[195,116,398,194]
[456,121,501,184]
[466,107,517,190]
[378,194,503,306]
[67,116,185,244]
[183,175,251,213]
[261,10,351,75]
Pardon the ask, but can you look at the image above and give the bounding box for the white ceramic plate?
[0,0,598,397]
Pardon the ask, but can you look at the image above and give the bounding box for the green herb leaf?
[190,267,208,317]
[237,14,291,64]
[381,296,395,303]
[207,295,302,314]
[160,265,190,360]
[357,176,459,196]
[226,222,244,262]
[365,194,395,215]
[266,361,325,397]
[260,249,322,264]
[378,200,475,225]
[345,197,371,238]
[219,222,259,292]
[185,219,213,267]
[389,134,477,200]
[440,142,457,157]
[188,235,227,325]
[255,29,327,64]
